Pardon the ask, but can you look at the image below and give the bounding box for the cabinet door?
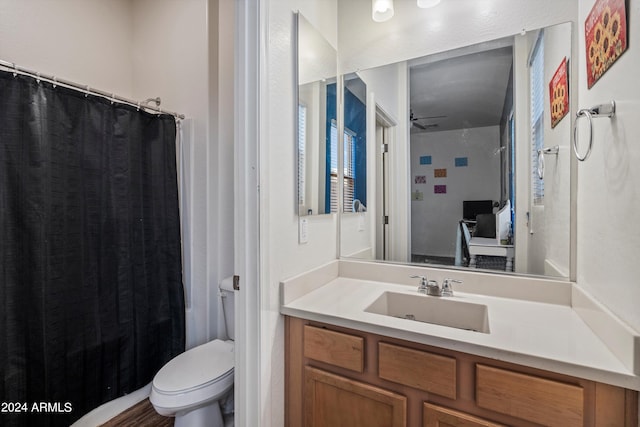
[424,403,506,427]
[305,366,406,427]
[476,364,583,426]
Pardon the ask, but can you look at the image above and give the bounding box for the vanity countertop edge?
[280,259,640,391]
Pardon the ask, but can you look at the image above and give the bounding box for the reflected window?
[530,31,545,205]
[330,120,339,213]
[343,82,367,212]
[343,128,356,211]
[298,103,307,207]
[331,121,356,212]
[328,122,357,213]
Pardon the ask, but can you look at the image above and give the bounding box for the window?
[329,121,357,213]
[298,103,307,207]
[530,32,545,205]
[343,128,356,212]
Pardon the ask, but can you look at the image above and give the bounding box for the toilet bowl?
[150,278,236,427]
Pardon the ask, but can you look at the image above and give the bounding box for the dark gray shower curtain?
[0,70,185,427]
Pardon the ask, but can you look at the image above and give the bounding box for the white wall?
[577,0,640,332]
[0,0,133,96]
[132,0,234,348]
[298,81,328,215]
[411,126,501,258]
[513,24,573,277]
[512,32,531,274]
[338,0,577,75]
[260,0,338,425]
[541,23,572,277]
[357,62,411,262]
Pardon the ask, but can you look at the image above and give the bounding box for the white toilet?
[150,278,235,427]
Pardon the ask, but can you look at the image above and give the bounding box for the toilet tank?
[220,277,236,340]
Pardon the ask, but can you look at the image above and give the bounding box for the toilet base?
[175,401,223,427]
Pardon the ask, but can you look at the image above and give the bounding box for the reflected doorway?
[375,105,396,260]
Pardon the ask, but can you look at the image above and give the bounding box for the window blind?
[298,104,307,207]
[343,130,355,212]
[530,33,545,205]
[329,121,357,212]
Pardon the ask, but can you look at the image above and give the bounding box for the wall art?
[585,0,627,88]
[454,157,468,167]
[550,57,569,128]
[434,185,447,194]
[434,168,447,178]
[420,155,432,165]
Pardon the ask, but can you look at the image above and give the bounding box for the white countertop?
[281,270,640,391]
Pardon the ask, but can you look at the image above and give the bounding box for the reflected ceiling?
[410,44,513,133]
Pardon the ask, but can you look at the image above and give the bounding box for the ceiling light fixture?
[417,0,441,8]
[372,0,394,22]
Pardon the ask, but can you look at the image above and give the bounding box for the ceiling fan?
[410,109,446,130]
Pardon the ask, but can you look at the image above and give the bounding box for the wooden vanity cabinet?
[285,316,639,427]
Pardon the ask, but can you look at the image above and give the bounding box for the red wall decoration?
[585,0,627,88]
[549,57,569,128]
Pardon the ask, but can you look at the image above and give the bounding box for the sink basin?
[365,291,490,333]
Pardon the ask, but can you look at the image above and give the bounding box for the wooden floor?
[99,399,174,427]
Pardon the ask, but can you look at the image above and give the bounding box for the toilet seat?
[150,339,234,415]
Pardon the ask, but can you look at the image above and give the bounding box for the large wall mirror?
[296,12,338,216]
[337,0,575,280]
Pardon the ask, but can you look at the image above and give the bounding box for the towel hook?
[573,101,616,161]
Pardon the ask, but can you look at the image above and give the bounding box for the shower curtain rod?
[0,59,185,120]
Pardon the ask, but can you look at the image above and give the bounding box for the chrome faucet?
[441,278,462,297]
[411,275,442,296]
[411,276,463,297]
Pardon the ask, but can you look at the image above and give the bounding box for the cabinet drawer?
[303,325,364,372]
[378,342,456,399]
[424,402,506,427]
[476,364,584,427]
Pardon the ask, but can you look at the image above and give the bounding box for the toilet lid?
[153,339,234,394]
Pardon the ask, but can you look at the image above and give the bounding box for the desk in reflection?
[468,237,514,272]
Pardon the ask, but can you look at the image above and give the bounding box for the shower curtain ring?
[137,101,141,111]
[12,62,18,77]
[85,86,90,98]
[36,72,41,84]
[110,93,115,105]
[52,76,57,88]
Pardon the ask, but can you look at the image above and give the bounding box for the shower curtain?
[0,71,185,427]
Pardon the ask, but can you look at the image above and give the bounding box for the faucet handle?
[442,278,462,297]
[410,274,428,284]
[410,275,429,293]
